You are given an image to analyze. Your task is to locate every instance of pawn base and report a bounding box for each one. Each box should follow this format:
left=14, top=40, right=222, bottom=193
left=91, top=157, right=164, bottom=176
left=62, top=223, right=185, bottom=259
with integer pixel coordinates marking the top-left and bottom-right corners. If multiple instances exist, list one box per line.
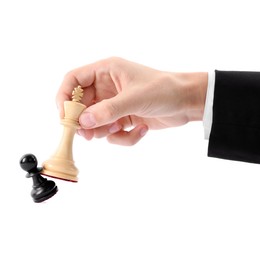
left=31, top=177, right=58, bottom=203
left=33, top=185, right=58, bottom=203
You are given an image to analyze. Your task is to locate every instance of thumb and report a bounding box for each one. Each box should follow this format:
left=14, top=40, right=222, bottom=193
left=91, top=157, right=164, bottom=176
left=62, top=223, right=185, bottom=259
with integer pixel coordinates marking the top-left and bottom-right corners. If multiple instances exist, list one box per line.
left=79, top=93, right=137, bottom=129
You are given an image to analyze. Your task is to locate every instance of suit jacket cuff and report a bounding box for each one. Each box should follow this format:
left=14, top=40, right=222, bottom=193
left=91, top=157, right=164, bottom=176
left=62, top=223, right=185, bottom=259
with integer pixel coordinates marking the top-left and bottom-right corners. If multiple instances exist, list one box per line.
left=208, top=70, right=260, bottom=164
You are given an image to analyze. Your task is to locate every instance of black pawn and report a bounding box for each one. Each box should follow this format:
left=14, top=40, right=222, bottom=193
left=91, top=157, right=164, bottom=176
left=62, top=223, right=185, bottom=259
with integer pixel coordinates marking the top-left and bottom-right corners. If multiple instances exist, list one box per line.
left=20, top=153, right=58, bottom=203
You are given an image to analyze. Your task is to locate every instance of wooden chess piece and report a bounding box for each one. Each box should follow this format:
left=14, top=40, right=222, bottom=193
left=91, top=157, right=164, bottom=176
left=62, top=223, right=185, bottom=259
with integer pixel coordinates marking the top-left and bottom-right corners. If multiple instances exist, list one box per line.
left=42, top=86, right=86, bottom=182
left=20, top=153, right=58, bottom=203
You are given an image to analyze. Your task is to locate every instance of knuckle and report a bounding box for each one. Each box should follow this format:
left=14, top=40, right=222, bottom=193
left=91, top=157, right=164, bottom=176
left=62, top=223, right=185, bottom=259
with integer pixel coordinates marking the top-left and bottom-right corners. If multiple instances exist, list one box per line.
left=104, top=56, right=124, bottom=69
left=107, top=56, right=122, bottom=63
left=63, top=70, right=78, bottom=85
left=63, top=70, right=74, bottom=80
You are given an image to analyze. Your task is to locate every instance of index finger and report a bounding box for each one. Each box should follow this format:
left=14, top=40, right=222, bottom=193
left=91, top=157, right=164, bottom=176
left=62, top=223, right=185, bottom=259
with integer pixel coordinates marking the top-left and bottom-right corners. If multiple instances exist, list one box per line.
left=56, top=63, right=96, bottom=118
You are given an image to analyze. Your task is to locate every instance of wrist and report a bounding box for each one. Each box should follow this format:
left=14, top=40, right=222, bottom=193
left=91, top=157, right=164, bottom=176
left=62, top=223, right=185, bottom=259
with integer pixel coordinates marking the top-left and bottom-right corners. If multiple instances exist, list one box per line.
left=175, top=72, right=208, bottom=122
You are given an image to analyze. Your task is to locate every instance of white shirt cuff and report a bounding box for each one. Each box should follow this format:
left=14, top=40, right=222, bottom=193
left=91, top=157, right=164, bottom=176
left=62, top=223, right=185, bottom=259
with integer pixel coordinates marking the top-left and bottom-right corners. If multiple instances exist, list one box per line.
left=203, top=71, right=215, bottom=139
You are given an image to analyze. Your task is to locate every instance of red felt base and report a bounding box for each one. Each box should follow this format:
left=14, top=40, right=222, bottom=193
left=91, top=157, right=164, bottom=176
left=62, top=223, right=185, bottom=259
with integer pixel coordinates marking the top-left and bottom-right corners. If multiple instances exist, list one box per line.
left=40, top=172, right=78, bottom=183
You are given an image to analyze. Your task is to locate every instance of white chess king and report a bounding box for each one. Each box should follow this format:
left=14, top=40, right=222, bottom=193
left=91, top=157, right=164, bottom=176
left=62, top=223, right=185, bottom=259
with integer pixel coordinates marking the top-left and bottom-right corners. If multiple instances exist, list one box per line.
left=42, top=86, right=86, bottom=182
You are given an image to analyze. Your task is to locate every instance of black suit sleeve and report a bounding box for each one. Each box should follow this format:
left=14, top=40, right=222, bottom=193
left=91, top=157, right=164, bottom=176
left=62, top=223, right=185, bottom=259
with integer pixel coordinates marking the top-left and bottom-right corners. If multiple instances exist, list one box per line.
left=208, top=70, right=260, bottom=164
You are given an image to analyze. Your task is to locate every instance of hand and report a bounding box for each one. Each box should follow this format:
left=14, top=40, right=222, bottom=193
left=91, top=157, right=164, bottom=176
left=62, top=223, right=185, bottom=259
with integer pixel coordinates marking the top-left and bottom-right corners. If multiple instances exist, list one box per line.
left=56, top=57, right=207, bottom=145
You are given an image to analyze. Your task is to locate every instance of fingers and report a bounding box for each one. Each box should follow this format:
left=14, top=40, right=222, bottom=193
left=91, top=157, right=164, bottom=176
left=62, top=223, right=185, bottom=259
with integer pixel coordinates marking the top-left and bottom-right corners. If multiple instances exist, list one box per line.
left=107, top=124, right=148, bottom=146
left=77, top=117, right=130, bottom=139
left=77, top=128, right=94, bottom=140
left=78, top=121, right=123, bottom=139
left=78, top=124, right=149, bottom=146
left=79, top=89, right=144, bottom=129
left=56, top=57, right=126, bottom=118
left=55, top=62, right=97, bottom=118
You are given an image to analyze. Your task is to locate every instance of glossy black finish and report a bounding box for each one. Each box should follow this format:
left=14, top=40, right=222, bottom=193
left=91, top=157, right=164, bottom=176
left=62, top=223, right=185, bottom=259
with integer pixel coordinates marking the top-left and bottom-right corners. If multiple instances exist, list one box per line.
left=20, top=154, right=58, bottom=203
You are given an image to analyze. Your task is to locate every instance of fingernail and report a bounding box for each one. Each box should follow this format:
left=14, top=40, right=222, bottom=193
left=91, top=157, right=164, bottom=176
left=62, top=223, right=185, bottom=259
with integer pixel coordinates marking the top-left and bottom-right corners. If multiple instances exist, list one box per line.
left=80, top=112, right=96, bottom=128
left=109, top=123, right=122, bottom=134
left=140, top=128, right=148, bottom=137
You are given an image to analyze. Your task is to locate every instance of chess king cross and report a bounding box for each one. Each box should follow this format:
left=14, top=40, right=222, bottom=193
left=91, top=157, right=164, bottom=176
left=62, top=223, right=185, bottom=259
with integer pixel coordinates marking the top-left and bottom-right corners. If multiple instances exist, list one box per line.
left=42, top=86, right=86, bottom=182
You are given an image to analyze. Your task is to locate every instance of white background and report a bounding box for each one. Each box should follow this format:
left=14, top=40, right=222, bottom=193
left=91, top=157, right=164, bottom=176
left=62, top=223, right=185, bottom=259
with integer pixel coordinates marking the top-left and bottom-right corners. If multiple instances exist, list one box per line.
left=1, top=0, right=260, bottom=259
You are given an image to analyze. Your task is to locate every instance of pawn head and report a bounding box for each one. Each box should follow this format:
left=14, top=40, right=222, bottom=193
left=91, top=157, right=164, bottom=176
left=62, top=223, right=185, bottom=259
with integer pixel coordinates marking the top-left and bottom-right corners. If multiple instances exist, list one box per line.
left=20, top=153, right=38, bottom=172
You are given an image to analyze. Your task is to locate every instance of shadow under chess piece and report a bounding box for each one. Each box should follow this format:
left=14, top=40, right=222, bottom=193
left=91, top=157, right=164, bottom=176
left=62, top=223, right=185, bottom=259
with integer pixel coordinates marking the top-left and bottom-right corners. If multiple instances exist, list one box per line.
left=20, top=154, right=58, bottom=203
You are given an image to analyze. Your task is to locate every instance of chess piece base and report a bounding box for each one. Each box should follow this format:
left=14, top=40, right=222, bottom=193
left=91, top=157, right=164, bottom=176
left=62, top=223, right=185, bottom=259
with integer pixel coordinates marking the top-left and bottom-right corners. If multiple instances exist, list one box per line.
left=32, top=182, right=58, bottom=203
left=42, top=158, right=79, bottom=182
